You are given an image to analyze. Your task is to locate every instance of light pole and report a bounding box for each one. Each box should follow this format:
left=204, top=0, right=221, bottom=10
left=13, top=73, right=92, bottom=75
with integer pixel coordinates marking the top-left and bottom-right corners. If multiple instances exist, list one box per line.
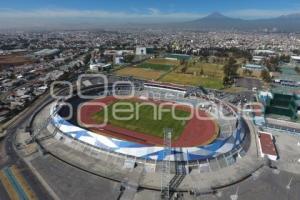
left=286, top=177, right=293, bottom=190
left=215, top=190, right=222, bottom=198
left=298, top=141, right=300, bottom=163
left=230, top=185, right=239, bottom=200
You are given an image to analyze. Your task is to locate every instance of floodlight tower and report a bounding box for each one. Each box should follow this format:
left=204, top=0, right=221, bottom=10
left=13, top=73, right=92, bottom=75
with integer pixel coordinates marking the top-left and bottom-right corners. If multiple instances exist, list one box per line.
left=161, top=128, right=172, bottom=199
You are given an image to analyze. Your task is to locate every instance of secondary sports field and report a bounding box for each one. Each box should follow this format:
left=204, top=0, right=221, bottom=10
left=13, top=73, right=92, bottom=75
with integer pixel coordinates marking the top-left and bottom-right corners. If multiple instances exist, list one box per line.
left=162, top=59, right=224, bottom=89
left=92, top=99, right=190, bottom=140
left=0, top=53, right=33, bottom=69
left=115, top=67, right=162, bottom=80
left=160, top=72, right=224, bottom=89
left=114, top=57, right=225, bottom=89
left=137, top=58, right=179, bottom=71
left=115, top=58, right=180, bottom=81
left=137, top=63, right=172, bottom=71
left=79, top=96, right=219, bottom=147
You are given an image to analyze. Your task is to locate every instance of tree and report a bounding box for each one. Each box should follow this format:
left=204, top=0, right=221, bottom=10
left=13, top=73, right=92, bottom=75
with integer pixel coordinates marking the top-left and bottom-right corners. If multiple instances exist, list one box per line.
left=279, top=54, right=291, bottom=63
left=83, top=53, right=91, bottom=65
left=223, top=57, right=239, bottom=86
left=295, top=66, right=300, bottom=74
left=180, top=59, right=186, bottom=65
left=181, top=66, right=188, bottom=73
left=261, top=70, right=272, bottom=82
left=123, top=54, right=135, bottom=63
left=223, top=76, right=233, bottom=86
left=200, top=67, right=204, bottom=75
left=10, top=73, right=16, bottom=79
left=264, top=56, right=280, bottom=72
left=243, top=69, right=253, bottom=77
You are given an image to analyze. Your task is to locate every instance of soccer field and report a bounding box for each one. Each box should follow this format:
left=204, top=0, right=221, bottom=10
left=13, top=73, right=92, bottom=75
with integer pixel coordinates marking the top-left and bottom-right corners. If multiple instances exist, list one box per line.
left=160, top=71, right=224, bottom=89
left=115, top=67, right=162, bottom=80
left=92, top=100, right=190, bottom=140
left=138, top=63, right=173, bottom=71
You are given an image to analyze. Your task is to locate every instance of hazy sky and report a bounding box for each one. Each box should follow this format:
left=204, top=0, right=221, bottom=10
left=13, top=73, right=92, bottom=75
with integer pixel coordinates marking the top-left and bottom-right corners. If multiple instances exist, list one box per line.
left=1, top=0, right=300, bottom=29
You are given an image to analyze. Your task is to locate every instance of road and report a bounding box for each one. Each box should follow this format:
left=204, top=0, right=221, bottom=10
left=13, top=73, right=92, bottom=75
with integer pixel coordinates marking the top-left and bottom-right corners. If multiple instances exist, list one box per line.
left=0, top=70, right=82, bottom=199
left=0, top=90, right=55, bottom=199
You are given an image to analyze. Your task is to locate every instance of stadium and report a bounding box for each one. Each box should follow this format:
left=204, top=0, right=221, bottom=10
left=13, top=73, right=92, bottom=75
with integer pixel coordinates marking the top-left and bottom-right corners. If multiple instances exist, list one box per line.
left=46, top=77, right=249, bottom=164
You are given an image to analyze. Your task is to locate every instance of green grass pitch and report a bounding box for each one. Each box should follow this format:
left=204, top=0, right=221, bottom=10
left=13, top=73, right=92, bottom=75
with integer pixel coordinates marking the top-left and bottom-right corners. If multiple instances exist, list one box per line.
left=92, top=100, right=190, bottom=140
left=138, top=63, right=172, bottom=71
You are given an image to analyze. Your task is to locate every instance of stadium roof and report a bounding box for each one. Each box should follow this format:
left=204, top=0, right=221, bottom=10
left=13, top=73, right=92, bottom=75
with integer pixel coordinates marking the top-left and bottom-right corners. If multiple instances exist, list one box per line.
left=166, top=53, right=191, bottom=60
left=244, top=64, right=264, bottom=69
left=34, top=49, right=60, bottom=57
left=291, top=56, right=300, bottom=61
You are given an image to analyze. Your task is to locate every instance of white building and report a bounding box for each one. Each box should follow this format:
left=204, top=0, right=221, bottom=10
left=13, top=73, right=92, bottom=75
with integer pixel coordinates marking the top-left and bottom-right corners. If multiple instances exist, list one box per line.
left=242, top=64, right=266, bottom=71
left=34, top=49, right=60, bottom=58
left=291, top=56, right=300, bottom=65
left=254, top=50, right=275, bottom=55
left=252, top=56, right=264, bottom=64
left=104, top=50, right=134, bottom=56
left=89, top=63, right=112, bottom=72
left=135, top=47, right=147, bottom=55
left=114, top=57, right=124, bottom=65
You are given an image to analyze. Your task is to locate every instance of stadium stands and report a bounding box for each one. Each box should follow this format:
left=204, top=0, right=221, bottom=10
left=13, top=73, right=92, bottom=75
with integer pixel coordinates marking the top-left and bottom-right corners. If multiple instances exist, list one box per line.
left=52, top=80, right=247, bottom=163
left=265, top=93, right=299, bottom=119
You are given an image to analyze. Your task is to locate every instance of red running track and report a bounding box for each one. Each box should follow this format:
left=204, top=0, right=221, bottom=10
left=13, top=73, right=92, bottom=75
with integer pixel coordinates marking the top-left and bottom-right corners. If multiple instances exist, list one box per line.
left=78, top=96, right=218, bottom=147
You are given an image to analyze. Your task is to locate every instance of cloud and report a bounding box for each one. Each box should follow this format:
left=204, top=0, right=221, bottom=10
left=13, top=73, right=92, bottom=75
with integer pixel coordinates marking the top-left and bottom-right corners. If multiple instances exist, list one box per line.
left=1, top=8, right=298, bottom=21
left=148, top=8, right=160, bottom=15
left=0, top=8, right=205, bottom=21
left=0, top=8, right=207, bottom=29
left=0, top=7, right=299, bottom=29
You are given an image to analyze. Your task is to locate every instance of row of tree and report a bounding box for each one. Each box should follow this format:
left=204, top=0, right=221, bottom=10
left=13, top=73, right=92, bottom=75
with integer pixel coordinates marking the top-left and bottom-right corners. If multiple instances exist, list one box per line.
left=223, top=56, right=273, bottom=86
left=223, top=57, right=239, bottom=86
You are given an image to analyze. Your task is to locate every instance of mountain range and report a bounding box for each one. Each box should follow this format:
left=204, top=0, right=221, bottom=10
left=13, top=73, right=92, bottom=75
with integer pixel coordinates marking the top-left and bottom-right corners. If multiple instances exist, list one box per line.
left=179, top=12, right=300, bottom=32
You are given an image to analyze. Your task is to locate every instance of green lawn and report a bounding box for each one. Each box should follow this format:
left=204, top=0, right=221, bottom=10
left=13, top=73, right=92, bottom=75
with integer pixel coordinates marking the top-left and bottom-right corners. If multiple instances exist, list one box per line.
left=137, top=63, right=173, bottom=71
left=160, top=72, right=224, bottom=89
left=92, top=100, right=190, bottom=140
left=164, top=59, right=224, bottom=89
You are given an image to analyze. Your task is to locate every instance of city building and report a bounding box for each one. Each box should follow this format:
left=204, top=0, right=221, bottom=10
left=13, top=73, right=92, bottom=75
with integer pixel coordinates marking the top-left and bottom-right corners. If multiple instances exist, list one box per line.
left=291, top=55, right=300, bottom=66
left=254, top=49, right=276, bottom=55
left=89, top=62, right=112, bottom=72
left=258, top=131, right=278, bottom=161
left=242, top=63, right=266, bottom=71
left=34, top=49, right=61, bottom=58
left=252, top=56, right=264, bottom=64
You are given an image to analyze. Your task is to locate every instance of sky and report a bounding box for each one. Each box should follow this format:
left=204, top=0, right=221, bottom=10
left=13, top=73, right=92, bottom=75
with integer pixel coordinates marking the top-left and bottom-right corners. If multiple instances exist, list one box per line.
left=1, top=0, right=300, bottom=29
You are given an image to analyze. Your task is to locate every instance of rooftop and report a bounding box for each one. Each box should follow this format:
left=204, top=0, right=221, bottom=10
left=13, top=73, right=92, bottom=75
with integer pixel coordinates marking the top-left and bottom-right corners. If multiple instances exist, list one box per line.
left=291, top=56, right=300, bottom=60
left=246, top=64, right=262, bottom=68
left=34, top=49, right=60, bottom=57
left=259, top=132, right=277, bottom=157
left=271, top=85, right=300, bottom=95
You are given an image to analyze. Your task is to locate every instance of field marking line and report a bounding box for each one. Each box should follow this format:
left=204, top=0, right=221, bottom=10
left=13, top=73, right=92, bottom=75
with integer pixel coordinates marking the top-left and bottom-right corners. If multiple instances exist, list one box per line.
left=0, top=170, right=19, bottom=200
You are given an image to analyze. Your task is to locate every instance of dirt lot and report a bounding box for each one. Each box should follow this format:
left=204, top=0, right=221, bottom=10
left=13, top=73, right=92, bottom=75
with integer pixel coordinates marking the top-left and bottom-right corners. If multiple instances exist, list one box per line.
left=0, top=53, right=33, bottom=69
left=115, top=67, right=163, bottom=80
